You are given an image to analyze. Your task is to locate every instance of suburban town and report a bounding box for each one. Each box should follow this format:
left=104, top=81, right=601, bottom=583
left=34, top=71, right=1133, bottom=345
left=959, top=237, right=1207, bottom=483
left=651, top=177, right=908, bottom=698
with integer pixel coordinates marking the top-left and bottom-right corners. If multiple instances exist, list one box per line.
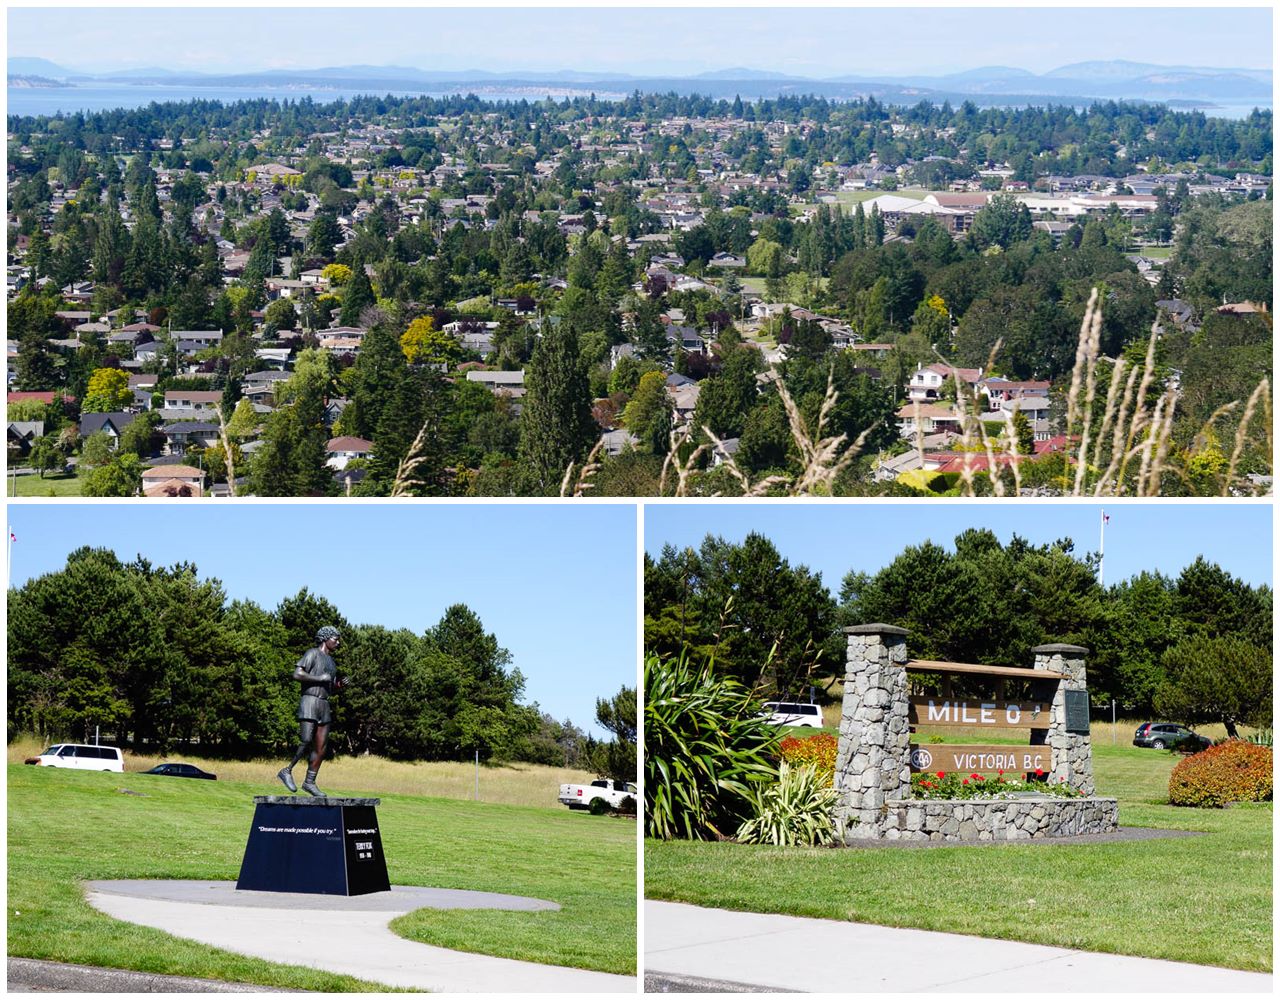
left=7, top=91, right=1272, bottom=495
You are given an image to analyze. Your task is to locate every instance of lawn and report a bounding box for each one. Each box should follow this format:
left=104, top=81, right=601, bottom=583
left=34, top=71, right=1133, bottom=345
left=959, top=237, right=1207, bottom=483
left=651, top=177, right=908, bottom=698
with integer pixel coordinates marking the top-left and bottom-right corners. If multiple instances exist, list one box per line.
left=10, top=470, right=83, bottom=496
left=10, top=763, right=636, bottom=990
left=645, top=740, right=1272, bottom=972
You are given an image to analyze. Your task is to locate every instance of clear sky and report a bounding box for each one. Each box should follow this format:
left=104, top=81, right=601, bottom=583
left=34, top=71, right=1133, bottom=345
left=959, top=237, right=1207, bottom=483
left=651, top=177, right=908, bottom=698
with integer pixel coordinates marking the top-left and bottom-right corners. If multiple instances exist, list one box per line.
left=644, top=501, right=1273, bottom=592
left=6, top=502, right=638, bottom=737
left=7, top=5, right=1272, bottom=78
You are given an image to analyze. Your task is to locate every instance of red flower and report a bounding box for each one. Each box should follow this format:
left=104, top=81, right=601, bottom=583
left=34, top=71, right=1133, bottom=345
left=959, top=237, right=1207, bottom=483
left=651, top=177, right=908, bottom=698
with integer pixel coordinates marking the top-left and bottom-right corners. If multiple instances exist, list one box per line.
left=1035, top=768, right=1045, bottom=776
left=962, top=779, right=969, bottom=785
left=997, top=769, right=1004, bottom=775
left=936, top=771, right=945, bottom=779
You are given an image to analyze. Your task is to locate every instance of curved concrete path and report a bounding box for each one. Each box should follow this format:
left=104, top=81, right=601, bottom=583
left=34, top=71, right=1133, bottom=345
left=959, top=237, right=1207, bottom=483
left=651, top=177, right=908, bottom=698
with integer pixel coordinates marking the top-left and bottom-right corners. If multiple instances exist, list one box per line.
left=646, top=900, right=1273, bottom=993
left=85, top=881, right=633, bottom=993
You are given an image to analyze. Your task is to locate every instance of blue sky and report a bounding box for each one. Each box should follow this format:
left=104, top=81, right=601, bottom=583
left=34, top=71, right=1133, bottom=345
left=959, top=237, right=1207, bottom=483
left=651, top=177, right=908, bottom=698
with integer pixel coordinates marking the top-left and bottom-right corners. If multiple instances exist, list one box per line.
left=8, top=7, right=1272, bottom=77
left=6, top=503, right=638, bottom=737
left=644, top=502, right=1273, bottom=591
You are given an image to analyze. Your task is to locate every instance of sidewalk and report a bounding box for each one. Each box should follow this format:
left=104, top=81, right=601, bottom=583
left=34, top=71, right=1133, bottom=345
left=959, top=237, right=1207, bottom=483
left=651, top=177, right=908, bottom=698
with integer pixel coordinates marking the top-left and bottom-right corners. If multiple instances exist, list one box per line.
left=85, top=880, right=634, bottom=993
left=645, top=900, right=1273, bottom=993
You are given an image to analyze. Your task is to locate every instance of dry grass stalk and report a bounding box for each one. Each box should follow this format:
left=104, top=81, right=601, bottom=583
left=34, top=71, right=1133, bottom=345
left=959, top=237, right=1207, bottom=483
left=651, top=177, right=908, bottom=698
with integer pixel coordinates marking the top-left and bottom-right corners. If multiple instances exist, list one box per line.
left=1064, top=287, right=1099, bottom=439
left=216, top=404, right=236, bottom=497
left=389, top=419, right=438, bottom=497
left=1071, top=297, right=1104, bottom=495
left=1223, top=378, right=1272, bottom=495
left=1092, top=363, right=1142, bottom=495
left=559, top=438, right=604, bottom=497
left=659, top=424, right=711, bottom=496
left=775, top=368, right=865, bottom=495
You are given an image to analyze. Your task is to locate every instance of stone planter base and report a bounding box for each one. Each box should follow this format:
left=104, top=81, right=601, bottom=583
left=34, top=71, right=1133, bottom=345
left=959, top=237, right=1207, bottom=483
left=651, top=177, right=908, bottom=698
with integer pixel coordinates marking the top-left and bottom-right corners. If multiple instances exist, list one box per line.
left=840, top=796, right=1119, bottom=843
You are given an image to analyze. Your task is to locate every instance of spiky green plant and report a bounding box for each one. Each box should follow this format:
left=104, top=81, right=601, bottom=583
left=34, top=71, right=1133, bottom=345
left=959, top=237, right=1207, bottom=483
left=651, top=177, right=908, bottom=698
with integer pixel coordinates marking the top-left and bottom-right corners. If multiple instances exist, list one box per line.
left=644, top=652, right=779, bottom=841
left=736, top=761, right=841, bottom=847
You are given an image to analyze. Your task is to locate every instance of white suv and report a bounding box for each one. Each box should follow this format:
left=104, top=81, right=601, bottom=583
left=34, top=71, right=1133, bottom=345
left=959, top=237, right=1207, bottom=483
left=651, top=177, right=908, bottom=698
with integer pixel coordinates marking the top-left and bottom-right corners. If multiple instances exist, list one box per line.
left=760, top=702, right=824, bottom=728
left=27, top=744, right=125, bottom=772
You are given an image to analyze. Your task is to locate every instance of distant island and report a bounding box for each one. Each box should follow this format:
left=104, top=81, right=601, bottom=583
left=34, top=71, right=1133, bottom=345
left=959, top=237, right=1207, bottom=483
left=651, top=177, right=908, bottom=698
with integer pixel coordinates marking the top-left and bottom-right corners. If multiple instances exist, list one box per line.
left=7, top=57, right=1272, bottom=110
left=7, top=74, right=69, bottom=88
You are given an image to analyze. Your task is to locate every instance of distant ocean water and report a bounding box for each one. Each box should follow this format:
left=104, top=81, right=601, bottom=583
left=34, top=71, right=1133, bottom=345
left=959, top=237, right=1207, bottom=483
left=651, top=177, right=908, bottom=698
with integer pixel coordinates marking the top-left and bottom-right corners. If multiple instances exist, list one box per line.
left=5, top=82, right=1271, bottom=120
left=5, top=83, right=613, bottom=118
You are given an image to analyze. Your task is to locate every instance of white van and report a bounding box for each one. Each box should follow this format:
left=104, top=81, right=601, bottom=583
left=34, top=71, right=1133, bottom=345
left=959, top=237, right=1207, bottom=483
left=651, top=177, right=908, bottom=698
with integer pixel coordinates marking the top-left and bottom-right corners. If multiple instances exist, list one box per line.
left=760, top=702, right=824, bottom=728
left=27, top=744, right=125, bottom=772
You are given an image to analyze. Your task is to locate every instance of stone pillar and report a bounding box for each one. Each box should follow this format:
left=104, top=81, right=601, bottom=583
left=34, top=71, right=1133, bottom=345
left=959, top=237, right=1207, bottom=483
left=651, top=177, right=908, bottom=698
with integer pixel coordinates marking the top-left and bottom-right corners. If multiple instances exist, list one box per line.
left=835, top=624, right=910, bottom=840
left=1031, top=643, right=1095, bottom=795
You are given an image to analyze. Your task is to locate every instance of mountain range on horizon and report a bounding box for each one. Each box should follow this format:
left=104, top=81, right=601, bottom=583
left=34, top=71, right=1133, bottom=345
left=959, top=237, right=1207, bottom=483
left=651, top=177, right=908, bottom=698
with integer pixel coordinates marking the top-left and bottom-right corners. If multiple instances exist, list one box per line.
left=7, top=56, right=1273, bottom=108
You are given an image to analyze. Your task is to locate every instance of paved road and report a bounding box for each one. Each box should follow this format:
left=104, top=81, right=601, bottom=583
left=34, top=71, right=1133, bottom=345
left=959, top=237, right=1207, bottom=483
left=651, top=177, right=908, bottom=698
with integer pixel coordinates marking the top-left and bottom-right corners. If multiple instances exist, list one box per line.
left=645, top=900, right=1274, bottom=993
left=84, top=880, right=634, bottom=993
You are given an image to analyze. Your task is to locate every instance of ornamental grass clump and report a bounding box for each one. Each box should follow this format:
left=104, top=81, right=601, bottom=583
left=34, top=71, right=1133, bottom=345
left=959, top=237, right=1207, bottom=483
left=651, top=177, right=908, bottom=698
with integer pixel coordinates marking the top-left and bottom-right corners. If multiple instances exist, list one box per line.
left=779, top=732, right=838, bottom=784
left=1168, top=739, right=1273, bottom=808
left=644, top=652, right=779, bottom=841
left=736, top=762, right=841, bottom=847
left=911, top=770, right=1085, bottom=800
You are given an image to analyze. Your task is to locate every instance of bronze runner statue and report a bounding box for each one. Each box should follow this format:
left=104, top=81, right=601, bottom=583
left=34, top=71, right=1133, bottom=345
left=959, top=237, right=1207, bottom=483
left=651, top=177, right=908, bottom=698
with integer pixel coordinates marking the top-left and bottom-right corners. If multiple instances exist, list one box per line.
left=277, top=625, right=347, bottom=796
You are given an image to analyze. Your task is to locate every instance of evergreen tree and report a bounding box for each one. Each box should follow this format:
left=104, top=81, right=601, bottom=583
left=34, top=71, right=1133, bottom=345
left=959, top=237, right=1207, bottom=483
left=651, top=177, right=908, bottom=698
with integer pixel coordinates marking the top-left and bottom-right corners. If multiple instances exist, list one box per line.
left=340, top=265, right=375, bottom=326
left=518, top=320, right=597, bottom=494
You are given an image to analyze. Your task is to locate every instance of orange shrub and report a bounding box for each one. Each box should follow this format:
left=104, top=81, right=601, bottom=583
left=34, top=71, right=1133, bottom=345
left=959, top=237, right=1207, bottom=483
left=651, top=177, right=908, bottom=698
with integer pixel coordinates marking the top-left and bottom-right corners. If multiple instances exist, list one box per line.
left=1168, top=739, right=1273, bottom=808
left=779, top=733, right=838, bottom=783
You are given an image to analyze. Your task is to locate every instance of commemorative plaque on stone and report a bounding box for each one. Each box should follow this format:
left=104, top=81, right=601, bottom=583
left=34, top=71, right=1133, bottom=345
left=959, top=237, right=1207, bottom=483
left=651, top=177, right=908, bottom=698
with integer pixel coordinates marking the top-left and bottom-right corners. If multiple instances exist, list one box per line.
left=236, top=796, right=390, bottom=896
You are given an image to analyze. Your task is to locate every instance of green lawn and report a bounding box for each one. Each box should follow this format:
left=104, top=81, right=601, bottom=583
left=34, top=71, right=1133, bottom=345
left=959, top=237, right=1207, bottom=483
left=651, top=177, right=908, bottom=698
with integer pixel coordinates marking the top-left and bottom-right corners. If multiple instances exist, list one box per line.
left=645, top=742, right=1271, bottom=972
left=10, top=765, right=636, bottom=989
left=10, top=471, right=83, bottom=496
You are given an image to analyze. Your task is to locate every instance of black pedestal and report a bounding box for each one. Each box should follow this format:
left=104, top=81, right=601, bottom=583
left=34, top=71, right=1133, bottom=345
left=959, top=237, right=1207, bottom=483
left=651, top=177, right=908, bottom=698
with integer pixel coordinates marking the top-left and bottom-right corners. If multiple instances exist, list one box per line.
left=236, top=796, right=390, bottom=896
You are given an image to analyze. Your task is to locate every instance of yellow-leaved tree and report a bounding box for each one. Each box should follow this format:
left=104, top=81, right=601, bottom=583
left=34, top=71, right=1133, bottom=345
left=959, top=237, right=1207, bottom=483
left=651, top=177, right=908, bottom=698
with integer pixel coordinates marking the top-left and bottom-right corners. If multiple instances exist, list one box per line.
left=82, top=368, right=134, bottom=413
left=400, top=316, right=463, bottom=366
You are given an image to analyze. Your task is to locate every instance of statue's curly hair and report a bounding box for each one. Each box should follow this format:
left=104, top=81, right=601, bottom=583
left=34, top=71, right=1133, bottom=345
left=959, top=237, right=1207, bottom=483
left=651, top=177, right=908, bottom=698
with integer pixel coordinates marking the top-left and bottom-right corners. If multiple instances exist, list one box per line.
left=316, top=625, right=341, bottom=643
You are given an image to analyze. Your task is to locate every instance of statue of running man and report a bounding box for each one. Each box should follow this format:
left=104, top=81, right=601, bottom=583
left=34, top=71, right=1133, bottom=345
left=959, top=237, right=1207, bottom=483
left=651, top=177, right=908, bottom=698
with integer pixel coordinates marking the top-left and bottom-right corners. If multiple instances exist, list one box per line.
left=277, top=626, right=347, bottom=796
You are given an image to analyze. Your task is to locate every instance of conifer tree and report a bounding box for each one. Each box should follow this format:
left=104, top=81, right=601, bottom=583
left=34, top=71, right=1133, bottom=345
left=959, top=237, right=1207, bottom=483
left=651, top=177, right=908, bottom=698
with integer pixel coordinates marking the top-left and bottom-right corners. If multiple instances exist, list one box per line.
left=518, top=320, right=597, bottom=494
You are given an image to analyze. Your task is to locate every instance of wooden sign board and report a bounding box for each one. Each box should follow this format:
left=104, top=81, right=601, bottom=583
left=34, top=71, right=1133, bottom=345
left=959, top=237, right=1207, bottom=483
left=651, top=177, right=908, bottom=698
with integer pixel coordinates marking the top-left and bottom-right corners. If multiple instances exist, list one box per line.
left=909, top=744, right=1051, bottom=774
left=909, top=697, right=1051, bottom=730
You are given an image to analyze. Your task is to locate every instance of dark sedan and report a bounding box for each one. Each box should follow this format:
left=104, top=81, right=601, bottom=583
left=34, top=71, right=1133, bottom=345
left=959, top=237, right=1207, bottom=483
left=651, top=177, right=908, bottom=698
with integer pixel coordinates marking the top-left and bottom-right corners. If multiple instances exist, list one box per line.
left=143, top=762, right=217, bottom=780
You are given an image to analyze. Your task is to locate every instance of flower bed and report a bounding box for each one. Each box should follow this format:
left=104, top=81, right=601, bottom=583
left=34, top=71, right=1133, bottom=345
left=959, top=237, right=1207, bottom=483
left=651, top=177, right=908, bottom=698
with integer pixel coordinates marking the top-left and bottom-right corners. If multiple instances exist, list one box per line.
left=911, top=769, right=1085, bottom=800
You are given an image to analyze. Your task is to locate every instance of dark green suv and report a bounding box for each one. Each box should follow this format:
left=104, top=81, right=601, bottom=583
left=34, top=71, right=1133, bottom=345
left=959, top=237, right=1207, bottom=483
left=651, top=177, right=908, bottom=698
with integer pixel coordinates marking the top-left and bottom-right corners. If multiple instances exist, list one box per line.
left=1133, top=722, right=1211, bottom=751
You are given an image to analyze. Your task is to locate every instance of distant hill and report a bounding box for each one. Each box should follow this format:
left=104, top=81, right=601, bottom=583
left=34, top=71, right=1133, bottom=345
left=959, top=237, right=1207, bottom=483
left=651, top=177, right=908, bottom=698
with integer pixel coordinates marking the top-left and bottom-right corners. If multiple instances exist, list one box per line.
left=7, top=56, right=1272, bottom=111
left=695, top=67, right=800, bottom=81
left=7, top=56, right=78, bottom=79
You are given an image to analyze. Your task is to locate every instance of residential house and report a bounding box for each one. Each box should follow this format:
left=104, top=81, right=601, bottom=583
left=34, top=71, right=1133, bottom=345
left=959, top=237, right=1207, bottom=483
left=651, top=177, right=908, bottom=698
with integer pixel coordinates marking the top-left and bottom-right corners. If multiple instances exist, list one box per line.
left=160, top=421, right=220, bottom=455
left=896, top=401, right=963, bottom=438
left=326, top=436, right=374, bottom=470
left=79, top=412, right=137, bottom=447
left=907, top=363, right=982, bottom=403
left=466, top=370, right=526, bottom=398
left=979, top=378, right=1050, bottom=412
left=141, top=464, right=207, bottom=497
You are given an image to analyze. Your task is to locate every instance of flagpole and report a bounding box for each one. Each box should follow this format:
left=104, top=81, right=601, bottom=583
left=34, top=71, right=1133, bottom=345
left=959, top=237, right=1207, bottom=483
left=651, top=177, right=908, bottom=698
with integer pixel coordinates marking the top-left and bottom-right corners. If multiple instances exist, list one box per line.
left=1099, top=508, right=1106, bottom=588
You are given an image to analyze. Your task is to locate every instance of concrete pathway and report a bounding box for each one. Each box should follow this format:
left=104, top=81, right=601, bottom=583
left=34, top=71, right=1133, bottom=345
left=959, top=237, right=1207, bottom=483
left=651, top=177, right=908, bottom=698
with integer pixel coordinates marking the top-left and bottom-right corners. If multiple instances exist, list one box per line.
left=645, top=900, right=1273, bottom=993
left=85, top=881, right=633, bottom=993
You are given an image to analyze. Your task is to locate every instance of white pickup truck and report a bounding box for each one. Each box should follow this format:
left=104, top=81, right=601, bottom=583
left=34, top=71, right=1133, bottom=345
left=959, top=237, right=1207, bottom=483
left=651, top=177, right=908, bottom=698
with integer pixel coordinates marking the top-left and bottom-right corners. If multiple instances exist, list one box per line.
left=558, top=778, right=638, bottom=811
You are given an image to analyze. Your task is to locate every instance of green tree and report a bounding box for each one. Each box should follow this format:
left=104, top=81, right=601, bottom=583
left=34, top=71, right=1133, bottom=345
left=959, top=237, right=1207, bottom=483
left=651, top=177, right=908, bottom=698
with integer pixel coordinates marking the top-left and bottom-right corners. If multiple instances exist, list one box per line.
left=621, top=370, right=673, bottom=454
left=969, top=194, right=1034, bottom=251
left=340, top=265, right=375, bottom=326
left=81, top=453, right=143, bottom=496
left=517, top=320, right=597, bottom=494
left=591, top=686, right=637, bottom=782
left=1154, top=634, right=1271, bottom=739
left=82, top=367, right=134, bottom=413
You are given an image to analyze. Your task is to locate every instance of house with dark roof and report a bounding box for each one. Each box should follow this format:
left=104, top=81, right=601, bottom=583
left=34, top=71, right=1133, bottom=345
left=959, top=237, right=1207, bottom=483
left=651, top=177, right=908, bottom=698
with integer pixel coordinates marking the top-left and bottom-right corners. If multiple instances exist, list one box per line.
left=79, top=411, right=137, bottom=447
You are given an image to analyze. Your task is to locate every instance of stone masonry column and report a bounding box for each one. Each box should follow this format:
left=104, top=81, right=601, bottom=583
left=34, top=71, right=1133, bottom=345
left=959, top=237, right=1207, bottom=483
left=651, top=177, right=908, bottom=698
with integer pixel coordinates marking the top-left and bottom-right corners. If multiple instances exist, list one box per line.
left=1031, top=643, right=1095, bottom=795
left=835, top=624, right=910, bottom=841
